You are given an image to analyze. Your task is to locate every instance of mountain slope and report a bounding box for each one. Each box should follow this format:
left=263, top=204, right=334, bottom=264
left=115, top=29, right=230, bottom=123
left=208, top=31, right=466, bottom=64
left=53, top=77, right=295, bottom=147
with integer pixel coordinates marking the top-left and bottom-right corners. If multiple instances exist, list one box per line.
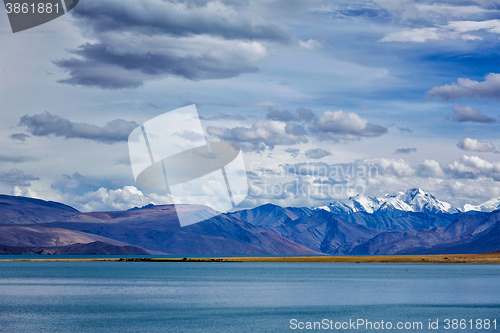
left=0, top=225, right=139, bottom=248
left=45, top=204, right=322, bottom=255
left=350, top=210, right=500, bottom=255
left=0, top=195, right=79, bottom=224
left=229, top=205, right=382, bottom=254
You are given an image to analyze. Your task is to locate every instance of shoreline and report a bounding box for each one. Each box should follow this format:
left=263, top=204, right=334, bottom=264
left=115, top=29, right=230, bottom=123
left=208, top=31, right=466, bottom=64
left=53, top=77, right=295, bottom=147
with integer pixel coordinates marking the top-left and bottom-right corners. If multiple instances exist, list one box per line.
left=1, top=253, right=499, bottom=264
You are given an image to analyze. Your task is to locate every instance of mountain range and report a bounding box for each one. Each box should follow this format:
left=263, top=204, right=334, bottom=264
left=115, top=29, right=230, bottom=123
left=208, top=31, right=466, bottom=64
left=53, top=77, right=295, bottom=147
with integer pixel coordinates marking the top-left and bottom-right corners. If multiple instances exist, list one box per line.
left=0, top=189, right=498, bottom=255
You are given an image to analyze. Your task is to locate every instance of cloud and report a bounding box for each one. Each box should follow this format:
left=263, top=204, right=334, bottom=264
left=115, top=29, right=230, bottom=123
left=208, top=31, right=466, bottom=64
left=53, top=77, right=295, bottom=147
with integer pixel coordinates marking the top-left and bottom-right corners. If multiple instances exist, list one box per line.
left=368, top=158, right=415, bottom=177
left=285, top=148, right=300, bottom=158
left=428, top=73, right=500, bottom=101
left=414, top=4, right=494, bottom=19
left=71, top=0, right=289, bottom=42
left=446, top=19, right=500, bottom=34
left=11, top=186, right=38, bottom=198
left=0, top=154, right=41, bottom=164
left=203, top=113, right=246, bottom=121
left=299, top=39, right=322, bottom=50
left=380, top=19, right=500, bottom=42
left=397, top=126, right=413, bottom=133
left=446, top=105, right=496, bottom=123
left=51, top=172, right=109, bottom=196
left=374, top=0, right=499, bottom=23
left=9, top=133, right=30, bottom=142
left=394, top=148, right=417, bottom=155
left=56, top=0, right=288, bottom=88
left=69, top=185, right=172, bottom=212
left=207, top=120, right=308, bottom=152
left=296, top=107, right=315, bottom=122
left=304, top=148, right=332, bottom=159
left=381, top=27, right=442, bottom=43
left=208, top=109, right=385, bottom=151
left=0, top=169, right=39, bottom=186
left=266, top=107, right=316, bottom=124
left=19, top=112, right=139, bottom=144
left=446, top=155, right=500, bottom=181
left=313, top=2, right=391, bottom=21
left=457, top=138, right=496, bottom=152
left=417, top=159, right=444, bottom=178
left=312, top=110, right=387, bottom=141
left=285, top=123, right=307, bottom=136
left=266, top=108, right=298, bottom=122
left=55, top=38, right=267, bottom=89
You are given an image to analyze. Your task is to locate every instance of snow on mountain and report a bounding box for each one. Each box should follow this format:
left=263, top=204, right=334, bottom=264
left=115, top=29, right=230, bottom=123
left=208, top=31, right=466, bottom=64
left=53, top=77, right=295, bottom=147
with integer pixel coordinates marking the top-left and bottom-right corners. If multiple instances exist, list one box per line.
left=463, top=197, right=500, bottom=213
left=317, top=188, right=459, bottom=215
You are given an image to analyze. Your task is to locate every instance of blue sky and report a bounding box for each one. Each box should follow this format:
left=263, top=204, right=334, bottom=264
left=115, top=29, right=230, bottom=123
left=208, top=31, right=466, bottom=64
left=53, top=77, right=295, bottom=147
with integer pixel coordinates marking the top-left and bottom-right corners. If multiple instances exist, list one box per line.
left=0, top=0, right=499, bottom=211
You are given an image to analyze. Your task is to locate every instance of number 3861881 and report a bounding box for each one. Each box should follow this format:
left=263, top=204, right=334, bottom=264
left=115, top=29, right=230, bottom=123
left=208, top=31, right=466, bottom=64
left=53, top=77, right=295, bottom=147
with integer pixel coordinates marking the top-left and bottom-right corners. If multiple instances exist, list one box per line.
left=5, top=2, right=60, bottom=14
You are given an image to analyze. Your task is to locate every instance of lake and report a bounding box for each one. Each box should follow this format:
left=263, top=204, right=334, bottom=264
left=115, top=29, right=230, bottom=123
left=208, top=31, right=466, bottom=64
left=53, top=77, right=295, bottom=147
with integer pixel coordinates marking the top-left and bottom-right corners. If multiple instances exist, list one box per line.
left=0, top=261, right=498, bottom=332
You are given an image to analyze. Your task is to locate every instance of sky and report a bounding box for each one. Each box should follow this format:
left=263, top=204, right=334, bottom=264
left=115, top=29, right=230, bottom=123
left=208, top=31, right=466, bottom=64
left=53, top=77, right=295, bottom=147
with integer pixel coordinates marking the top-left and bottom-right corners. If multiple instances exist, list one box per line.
left=0, top=0, right=499, bottom=212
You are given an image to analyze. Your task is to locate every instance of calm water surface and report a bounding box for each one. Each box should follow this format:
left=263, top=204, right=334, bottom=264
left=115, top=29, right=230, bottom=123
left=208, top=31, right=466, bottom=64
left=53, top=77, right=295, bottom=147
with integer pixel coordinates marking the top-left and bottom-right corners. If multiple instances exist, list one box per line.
left=0, top=261, right=498, bottom=332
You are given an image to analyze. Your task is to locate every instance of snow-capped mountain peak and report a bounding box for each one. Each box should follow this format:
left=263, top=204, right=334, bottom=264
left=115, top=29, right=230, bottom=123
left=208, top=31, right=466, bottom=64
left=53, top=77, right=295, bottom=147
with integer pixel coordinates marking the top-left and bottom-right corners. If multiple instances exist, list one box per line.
left=463, top=197, right=500, bottom=213
left=317, top=188, right=459, bottom=215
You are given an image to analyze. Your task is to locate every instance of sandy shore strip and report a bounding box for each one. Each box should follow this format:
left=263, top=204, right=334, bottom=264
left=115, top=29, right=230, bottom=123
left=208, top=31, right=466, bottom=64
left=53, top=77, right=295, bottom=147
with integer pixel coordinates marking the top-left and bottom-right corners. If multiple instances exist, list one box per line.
left=1, top=253, right=499, bottom=264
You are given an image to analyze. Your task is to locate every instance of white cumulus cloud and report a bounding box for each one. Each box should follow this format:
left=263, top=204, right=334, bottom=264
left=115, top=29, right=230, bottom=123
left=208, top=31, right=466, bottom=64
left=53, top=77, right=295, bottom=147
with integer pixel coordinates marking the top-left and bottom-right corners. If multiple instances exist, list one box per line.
left=457, top=138, right=496, bottom=152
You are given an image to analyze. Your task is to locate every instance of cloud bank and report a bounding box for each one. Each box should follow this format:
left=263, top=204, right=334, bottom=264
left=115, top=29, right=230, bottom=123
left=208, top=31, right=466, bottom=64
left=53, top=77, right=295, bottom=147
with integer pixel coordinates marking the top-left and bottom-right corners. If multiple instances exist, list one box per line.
left=56, top=0, right=289, bottom=88
left=19, top=112, right=139, bottom=144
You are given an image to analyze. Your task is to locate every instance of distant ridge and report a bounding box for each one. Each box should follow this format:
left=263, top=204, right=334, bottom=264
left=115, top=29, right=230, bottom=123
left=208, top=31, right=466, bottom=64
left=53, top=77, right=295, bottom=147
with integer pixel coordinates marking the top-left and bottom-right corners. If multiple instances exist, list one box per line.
left=128, top=203, right=156, bottom=211
left=1, top=188, right=499, bottom=255
left=0, top=241, right=150, bottom=255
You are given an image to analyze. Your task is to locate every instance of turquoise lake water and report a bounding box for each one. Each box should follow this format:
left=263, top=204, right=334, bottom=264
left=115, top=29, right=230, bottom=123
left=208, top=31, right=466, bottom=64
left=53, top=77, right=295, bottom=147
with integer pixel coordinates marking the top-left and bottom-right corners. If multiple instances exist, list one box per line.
left=0, top=261, right=498, bottom=332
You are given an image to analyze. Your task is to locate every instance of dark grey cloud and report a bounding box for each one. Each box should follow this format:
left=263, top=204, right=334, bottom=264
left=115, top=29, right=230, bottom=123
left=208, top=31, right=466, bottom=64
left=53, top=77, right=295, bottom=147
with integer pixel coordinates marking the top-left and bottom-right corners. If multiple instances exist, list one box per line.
left=55, top=42, right=261, bottom=89
left=71, top=0, right=289, bottom=41
left=428, top=73, right=500, bottom=101
left=296, top=107, right=315, bottom=122
left=285, top=123, right=307, bottom=136
left=0, top=169, right=39, bottom=186
left=0, top=154, right=41, bottom=164
left=394, top=148, right=417, bottom=155
left=446, top=105, right=496, bottom=124
left=19, top=112, right=139, bottom=144
left=56, top=0, right=289, bottom=88
left=266, top=108, right=298, bottom=122
left=9, top=133, right=30, bottom=142
left=305, top=148, right=332, bottom=159
left=267, top=107, right=316, bottom=122
left=311, top=110, right=387, bottom=142
left=313, top=2, right=391, bottom=21
left=397, top=126, right=413, bottom=133
left=285, top=148, right=300, bottom=158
